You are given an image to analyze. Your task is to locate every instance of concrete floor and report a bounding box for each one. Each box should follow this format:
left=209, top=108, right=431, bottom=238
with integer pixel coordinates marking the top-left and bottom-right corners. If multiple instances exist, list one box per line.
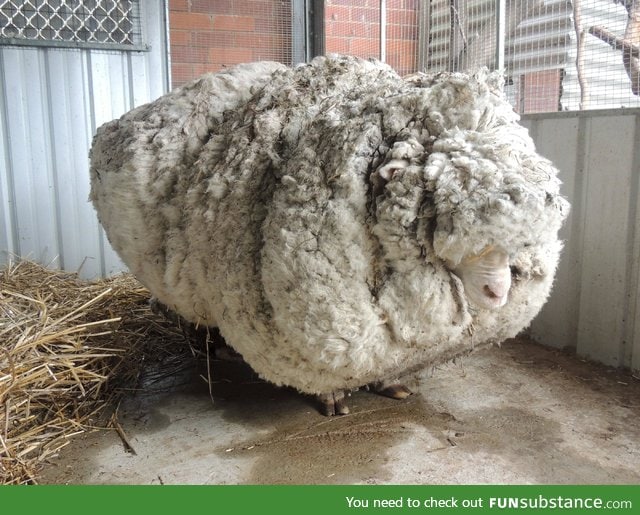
left=40, top=338, right=640, bottom=485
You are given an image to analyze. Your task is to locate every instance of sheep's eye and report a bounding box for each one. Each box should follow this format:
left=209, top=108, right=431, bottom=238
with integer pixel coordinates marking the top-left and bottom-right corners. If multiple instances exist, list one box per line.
left=510, top=265, right=522, bottom=278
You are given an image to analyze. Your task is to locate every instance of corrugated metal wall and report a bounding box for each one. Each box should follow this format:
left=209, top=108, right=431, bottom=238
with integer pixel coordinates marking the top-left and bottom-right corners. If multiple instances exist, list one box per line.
left=523, top=109, right=640, bottom=373
left=0, top=2, right=169, bottom=278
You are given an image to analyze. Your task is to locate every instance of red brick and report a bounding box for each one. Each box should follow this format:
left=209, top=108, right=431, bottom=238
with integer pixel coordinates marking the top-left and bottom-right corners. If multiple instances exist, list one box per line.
left=522, top=70, right=561, bottom=113
left=212, top=15, right=255, bottom=32
left=386, top=39, right=418, bottom=56
left=349, top=38, right=381, bottom=59
left=194, top=31, right=235, bottom=48
left=387, top=0, right=417, bottom=9
left=253, top=47, right=290, bottom=61
left=235, top=32, right=285, bottom=49
left=387, top=24, right=418, bottom=40
left=171, top=62, right=192, bottom=81
left=193, top=63, right=223, bottom=75
left=351, top=7, right=379, bottom=23
left=209, top=47, right=253, bottom=65
left=386, top=39, right=418, bottom=75
left=326, top=20, right=373, bottom=38
left=170, top=12, right=212, bottom=30
left=325, top=5, right=350, bottom=22
left=169, top=30, right=191, bottom=46
left=329, top=0, right=378, bottom=7
left=172, top=45, right=210, bottom=63
left=232, top=0, right=277, bottom=16
left=169, top=0, right=189, bottom=12
left=254, top=16, right=287, bottom=33
left=325, top=37, right=350, bottom=54
left=387, top=8, right=417, bottom=26
left=191, top=0, right=234, bottom=14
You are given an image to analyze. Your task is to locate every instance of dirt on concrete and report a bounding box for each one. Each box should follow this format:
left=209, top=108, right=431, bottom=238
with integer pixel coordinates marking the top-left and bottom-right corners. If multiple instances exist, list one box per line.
left=39, top=337, right=640, bottom=484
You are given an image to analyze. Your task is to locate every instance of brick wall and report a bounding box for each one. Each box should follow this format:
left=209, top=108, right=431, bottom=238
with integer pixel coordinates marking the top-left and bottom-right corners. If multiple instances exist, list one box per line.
left=169, top=0, right=292, bottom=87
left=168, top=0, right=419, bottom=88
left=385, top=0, right=419, bottom=76
left=325, top=0, right=419, bottom=76
left=516, top=70, right=562, bottom=113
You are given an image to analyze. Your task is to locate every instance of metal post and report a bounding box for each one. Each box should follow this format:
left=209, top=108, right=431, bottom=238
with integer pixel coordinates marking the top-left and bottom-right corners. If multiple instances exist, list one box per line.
left=291, top=0, right=307, bottom=64
left=311, top=0, right=325, bottom=58
left=496, top=0, right=506, bottom=71
left=417, top=0, right=431, bottom=71
left=380, top=0, right=387, bottom=62
left=292, top=0, right=324, bottom=64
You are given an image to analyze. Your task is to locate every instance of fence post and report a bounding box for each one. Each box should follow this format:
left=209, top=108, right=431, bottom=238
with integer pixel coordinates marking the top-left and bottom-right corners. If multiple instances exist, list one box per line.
left=496, top=0, right=506, bottom=71
left=292, top=0, right=324, bottom=64
left=380, top=0, right=387, bottom=62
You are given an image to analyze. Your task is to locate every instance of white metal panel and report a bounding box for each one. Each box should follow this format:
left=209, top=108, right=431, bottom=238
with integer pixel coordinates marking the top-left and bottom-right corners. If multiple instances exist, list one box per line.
left=45, top=49, right=102, bottom=278
left=575, top=115, right=635, bottom=367
left=526, top=109, right=640, bottom=372
left=632, top=116, right=640, bottom=373
left=0, top=54, right=16, bottom=258
left=0, top=1, right=169, bottom=278
left=522, top=115, right=581, bottom=352
left=2, top=47, right=60, bottom=266
left=87, top=50, right=129, bottom=276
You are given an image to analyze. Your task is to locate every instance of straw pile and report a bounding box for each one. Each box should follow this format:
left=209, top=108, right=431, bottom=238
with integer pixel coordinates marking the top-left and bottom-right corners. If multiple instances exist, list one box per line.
left=0, top=260, right=190, bottom=484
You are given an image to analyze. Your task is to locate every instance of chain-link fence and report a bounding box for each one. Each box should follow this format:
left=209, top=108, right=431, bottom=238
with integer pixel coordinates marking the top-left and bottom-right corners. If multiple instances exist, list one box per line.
left=5, top=1, right=635, bottom=112
left=423, top=0, right=640, bottom=112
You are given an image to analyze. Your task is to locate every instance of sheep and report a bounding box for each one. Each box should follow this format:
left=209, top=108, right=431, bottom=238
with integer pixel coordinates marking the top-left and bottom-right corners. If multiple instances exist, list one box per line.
left=89, top=55, right=569, bottom=415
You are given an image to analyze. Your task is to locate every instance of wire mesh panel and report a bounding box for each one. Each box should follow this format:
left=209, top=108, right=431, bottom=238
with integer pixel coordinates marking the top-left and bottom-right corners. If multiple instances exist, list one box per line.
left=422, top=0, right=640, bottom=112
left=386, top=0, right=419, bottom=75
left=324, top=0, right=419, bottom=75
left=169, top=0, right=293, bottom=87
left=0, top=0, right=143, bottom=48
left=325, top=0, right=381, bottom=59
left=566, top=0, right=640, bottom=110
left=168, top=1, right=419, bottom=88
left=167, top=1, right=638, bottom=111
left=424, top=0, right=499, bottom=72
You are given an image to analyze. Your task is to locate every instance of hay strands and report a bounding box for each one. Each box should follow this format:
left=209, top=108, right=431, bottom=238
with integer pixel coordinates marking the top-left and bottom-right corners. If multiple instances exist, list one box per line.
left=0, top=260, right=188, bottom=484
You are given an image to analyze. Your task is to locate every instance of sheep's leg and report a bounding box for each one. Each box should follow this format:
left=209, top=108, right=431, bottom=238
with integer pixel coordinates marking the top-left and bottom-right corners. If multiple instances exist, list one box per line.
left=370, top=380, right=413, bottom=400
left=316, top=390, right=350, bottom=416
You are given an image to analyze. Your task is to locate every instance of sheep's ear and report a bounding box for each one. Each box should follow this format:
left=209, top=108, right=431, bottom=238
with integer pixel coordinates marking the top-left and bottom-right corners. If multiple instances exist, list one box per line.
left=375, top=159, right=409, bottom=183
left=377, top=166, right=396, bottom=182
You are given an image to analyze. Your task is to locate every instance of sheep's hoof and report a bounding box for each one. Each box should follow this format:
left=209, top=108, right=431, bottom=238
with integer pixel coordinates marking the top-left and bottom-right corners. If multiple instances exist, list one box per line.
left=316, top=391, right=350, bottom=416
left=371, top=382, right=413, bottom=400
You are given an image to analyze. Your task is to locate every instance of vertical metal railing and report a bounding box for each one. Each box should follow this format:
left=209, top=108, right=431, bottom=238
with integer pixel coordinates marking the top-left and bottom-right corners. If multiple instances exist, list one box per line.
left=380, top=0, right=387, bottom=62
left=291, top=0, right=324, bottom=65
left=495, top=0, right=506, bottom=71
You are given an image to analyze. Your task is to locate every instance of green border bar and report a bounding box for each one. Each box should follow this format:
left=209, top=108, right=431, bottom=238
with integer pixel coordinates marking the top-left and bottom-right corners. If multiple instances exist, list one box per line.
left=1, top=485, right=638, bottom=515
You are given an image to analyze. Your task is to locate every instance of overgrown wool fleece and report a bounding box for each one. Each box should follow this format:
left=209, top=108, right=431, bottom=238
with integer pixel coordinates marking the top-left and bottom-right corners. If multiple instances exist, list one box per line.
left=90, top=55, right=569, bottom=395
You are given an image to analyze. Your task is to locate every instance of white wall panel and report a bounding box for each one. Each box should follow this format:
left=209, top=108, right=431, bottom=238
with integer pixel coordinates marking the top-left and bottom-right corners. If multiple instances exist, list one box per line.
left=0, top=1, right=169, bottom=278
left=523, top=115, right=581, bottom=352
left=524, top=109, right=640, bottom=372
left=45, top=49, right=101, bottom=277
left=2, top=48, right=60, bottom=266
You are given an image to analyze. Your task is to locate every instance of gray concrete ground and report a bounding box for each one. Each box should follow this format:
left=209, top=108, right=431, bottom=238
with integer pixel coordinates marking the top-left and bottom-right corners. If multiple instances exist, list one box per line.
left=40, top=338, right=640, bottom=484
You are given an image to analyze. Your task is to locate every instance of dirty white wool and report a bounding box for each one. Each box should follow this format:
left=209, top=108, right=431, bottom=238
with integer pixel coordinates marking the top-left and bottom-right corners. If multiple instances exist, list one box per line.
left=90, top=55, right=569, bottom=395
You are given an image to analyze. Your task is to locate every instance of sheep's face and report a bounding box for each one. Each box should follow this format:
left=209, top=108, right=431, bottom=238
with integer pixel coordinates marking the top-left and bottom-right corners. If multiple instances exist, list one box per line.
left=452, top=247, right=511, bottom=310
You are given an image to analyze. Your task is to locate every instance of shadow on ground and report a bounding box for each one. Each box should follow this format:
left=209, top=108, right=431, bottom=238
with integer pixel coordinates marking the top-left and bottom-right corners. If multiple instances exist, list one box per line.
left=39, top=338, right=640, bottom=484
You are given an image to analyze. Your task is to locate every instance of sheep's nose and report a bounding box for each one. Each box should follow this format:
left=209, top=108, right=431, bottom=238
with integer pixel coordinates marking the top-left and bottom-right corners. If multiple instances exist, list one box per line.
left=483, top=285, right=500, bottom=299
left=482, top=282, right=509, bottom=307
